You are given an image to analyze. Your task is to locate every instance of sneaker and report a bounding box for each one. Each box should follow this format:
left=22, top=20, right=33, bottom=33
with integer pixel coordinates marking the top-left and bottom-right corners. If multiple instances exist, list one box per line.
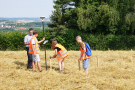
left=39, top=70, right=42, bottom=72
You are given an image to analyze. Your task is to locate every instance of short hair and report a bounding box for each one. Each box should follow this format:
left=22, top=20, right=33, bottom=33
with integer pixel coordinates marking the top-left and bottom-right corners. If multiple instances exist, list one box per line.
left=76, top=35, right=82, bottom=40
left=51, top=40, right=58, bottom=50
left=52, top=40, right=58, bottom=45
left=33, top=30, right=38, bottom=35
left=29, top=28, right=33, bottom=31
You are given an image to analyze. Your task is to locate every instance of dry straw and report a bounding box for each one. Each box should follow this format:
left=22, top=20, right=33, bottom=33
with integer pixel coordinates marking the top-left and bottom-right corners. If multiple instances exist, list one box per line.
left=0, top=51, right=135, bottom=90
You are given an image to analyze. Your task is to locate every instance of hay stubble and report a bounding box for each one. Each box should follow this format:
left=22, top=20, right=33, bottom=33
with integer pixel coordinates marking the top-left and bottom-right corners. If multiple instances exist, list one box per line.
left=0, top=51, right=135, bottom=90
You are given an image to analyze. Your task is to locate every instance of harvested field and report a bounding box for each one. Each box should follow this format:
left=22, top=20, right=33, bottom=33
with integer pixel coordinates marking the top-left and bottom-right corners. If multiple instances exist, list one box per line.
left=1, top=50, right=135, bottom=90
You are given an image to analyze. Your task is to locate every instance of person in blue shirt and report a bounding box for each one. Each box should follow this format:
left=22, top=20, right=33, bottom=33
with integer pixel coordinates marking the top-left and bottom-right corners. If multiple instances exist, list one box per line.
left=24, top=28, right=33, bottom=69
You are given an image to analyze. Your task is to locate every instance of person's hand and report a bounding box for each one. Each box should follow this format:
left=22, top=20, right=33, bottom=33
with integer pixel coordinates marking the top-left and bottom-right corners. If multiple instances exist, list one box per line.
left=78, top=58, right=81, bottom=61
left=54, top=55, right=57, bottom=58
left=34, top=53, right=36, bottom=57
left=38, top=45, right=40, bottom=48
left=43, top=37, right=45, bottom=41
left=24, top=42, right=30, bottom=45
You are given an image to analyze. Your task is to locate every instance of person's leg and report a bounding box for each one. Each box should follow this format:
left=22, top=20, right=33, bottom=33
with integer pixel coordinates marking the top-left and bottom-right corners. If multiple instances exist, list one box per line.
left=84, top=68, right=88, bottom=75
left=27, top=54, right=33, bottom=68
left=83, top=59, right=89, bottom=75
left=58, top=59, right=63, bottom=71
left=26, top=47, right=29, bottom=69
left=26, top=47, right=29, bottom=55
left=27, top=47, right=33, bottom=69
left=35, top=54, right=41, bottom=71
left=32, top=61, right=35, bottom=71
left=37, top=61, right=41, bottom=71
left=61, top=58, right=65, bottom=71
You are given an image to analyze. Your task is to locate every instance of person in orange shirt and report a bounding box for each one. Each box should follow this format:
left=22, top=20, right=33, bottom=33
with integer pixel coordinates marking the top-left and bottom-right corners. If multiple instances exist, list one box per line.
left=29, top=30, right=45, bottom=72
left=50, top=40, right=68, bottom=71
left=76, top=35, right=90, bottom=75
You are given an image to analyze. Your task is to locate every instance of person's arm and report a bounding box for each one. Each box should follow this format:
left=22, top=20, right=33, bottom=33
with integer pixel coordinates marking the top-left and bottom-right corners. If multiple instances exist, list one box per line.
left=38, top=37, right=45, bottom=44
left=24, top=36, right=30, bottom=45
left=31, top=39, right=36, bottom=56
left=80, top=43, right=86, bottom=53
left=78, top=43, right=86, bottom=60
left=24, top=42, right=30, bottom=45
left=51, top=49, right=57, bottom=58
left=32, top=44, right=36, bottom=56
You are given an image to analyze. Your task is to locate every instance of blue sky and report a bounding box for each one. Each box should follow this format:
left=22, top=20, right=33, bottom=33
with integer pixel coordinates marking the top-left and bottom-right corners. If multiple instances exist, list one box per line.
left=0, top=0, right=54, bottom=18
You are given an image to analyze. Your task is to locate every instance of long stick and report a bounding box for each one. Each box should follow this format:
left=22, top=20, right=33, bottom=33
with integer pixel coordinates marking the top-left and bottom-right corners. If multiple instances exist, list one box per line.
left=42, top=21, right=44, bottom=36
left=131, top=49, right=133, bottom=65
left=50, top=57, right=52, bottom=69
left=45, top=45, right=47, bottom=70
left=78, top=60, right=80, bottom=71
left=42, top=21, right=47, bottom=70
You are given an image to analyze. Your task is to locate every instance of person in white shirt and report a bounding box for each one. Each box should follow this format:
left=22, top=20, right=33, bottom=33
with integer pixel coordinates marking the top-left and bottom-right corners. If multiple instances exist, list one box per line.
left=24, top=28, right=33, bottom=69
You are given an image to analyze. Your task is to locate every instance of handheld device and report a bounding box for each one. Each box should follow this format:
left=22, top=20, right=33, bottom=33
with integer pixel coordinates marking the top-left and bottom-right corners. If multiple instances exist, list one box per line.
left=43, top=40, right=48, bottom=44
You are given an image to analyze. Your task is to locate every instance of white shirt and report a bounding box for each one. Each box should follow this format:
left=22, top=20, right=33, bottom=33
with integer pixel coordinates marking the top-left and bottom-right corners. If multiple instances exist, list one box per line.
left=24, top=34, right=33, bottom=47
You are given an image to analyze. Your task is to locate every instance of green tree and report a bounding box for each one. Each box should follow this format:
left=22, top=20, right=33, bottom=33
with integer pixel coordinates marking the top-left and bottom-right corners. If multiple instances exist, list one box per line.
left=48, top=0, right=76, bottom=41
left=77, top=1, right=119, bottom=34
left=49, top=0, right=135, bottom=35
left=125, top=4, right=135, bottom=34
left=48, top=7, right=67, bottom=40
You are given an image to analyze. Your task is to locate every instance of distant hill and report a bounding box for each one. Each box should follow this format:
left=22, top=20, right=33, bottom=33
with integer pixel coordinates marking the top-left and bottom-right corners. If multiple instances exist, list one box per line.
left=0, top=17, right=50, bottom=22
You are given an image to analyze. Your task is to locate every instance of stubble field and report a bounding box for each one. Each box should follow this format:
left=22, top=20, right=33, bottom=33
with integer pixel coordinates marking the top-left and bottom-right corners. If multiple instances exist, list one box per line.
left=0, top=50, right=135, bottom=90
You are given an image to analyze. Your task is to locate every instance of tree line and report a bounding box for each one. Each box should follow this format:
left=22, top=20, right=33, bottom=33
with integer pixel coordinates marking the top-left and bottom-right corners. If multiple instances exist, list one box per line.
left=48, top=0, right=135, bottom=36
left=1, top=29, right=135, bottom=51
left=1, top=0, right=135, bottom=50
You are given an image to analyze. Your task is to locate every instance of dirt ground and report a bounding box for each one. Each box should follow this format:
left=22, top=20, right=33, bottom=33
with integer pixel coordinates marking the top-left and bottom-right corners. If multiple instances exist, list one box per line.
left=0, top=50, right=135, bottom=90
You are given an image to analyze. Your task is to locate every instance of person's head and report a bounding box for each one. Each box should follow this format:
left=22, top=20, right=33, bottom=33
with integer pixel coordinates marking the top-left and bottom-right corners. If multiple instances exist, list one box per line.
left=29, top=28, right=33, bottom=35
left=33, top=30, right=38, bottom=37
left=51, top=40, right=58, bottom=50
left=76, top=35, right=82, bottom=43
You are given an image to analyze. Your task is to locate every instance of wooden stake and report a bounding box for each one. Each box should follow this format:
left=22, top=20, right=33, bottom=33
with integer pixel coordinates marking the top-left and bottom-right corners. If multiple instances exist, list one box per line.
left=78, top=60, right=80, bottom=71
left=131, top=49, right=133, bottom=65
left=108, top=48, right=110, bottom=52
left=50, top=57, right=52, bottom=69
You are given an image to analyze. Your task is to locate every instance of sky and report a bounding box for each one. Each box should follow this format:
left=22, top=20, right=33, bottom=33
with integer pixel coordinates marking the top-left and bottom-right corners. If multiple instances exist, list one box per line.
left=0, top=0, right=54, bottom=18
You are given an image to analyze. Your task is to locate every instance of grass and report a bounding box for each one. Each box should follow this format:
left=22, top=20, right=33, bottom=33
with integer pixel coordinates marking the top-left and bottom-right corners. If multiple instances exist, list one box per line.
left=0, top=50, right=135, bottom=90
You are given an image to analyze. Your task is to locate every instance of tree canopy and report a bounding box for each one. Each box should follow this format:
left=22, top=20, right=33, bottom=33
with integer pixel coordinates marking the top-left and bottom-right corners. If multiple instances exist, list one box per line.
left=48, top=0, right=135, bottom=39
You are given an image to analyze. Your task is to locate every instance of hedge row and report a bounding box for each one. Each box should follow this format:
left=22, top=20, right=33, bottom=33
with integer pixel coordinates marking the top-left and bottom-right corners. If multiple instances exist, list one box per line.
left=0, top=31, right=51, bottom=51
left=58, top=29, right=135, bottom=50
left=0, top=29, right=135, bottom=51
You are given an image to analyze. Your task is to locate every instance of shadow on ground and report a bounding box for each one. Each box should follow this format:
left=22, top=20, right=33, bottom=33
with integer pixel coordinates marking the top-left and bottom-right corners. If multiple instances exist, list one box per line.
left=41, top=65, right=59, bottom=71
left=41, top=65, right=70, bottom=74
left=14, top=61, right=27, bottom=69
